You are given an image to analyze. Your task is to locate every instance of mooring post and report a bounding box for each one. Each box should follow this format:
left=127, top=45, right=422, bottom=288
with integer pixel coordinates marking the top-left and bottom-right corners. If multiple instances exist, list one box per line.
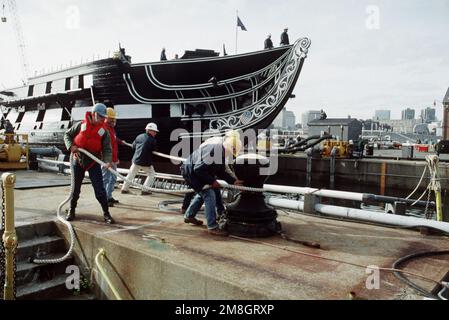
left=2, top=172, right=17, bottom=300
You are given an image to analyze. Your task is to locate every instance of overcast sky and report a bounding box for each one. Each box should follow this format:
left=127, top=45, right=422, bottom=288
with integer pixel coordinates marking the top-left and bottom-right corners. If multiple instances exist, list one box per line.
left=0, top=0, right=448, bottom=121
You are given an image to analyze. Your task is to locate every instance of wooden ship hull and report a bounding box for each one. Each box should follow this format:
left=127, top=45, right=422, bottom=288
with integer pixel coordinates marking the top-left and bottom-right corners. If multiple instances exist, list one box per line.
left=0, top=38, right=311, bottom=159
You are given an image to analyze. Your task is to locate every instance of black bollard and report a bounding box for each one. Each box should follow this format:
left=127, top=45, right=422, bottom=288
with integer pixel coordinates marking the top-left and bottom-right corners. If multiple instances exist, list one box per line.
left=225, top=154, right=281, bottom=238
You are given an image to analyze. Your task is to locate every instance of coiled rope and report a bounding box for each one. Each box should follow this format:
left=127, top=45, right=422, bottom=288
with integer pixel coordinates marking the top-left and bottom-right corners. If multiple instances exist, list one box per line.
left=406, top=155, right=440, bottom=208
left=33, top=154, right=77, bottom=264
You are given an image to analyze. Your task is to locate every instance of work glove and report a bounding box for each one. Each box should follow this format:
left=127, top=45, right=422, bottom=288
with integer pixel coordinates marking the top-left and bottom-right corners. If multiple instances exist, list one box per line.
left=211, top=181, right=221, bottom=189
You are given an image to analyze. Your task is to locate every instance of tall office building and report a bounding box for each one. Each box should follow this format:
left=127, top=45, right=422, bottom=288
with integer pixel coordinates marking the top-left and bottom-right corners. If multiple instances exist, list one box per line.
left=374, top=110, right=391, bottom=121
left=401, top=108, right=415, bottom=120
left=421, top=107, right=436, bottom=123
left=272, top=108, right=297, bottom=129
left=284, top=110, right=296, bottom=129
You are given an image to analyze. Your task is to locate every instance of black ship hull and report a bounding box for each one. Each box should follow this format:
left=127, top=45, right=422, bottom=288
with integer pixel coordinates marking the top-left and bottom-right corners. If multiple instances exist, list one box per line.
left=1, top=38, right=311, bottom=159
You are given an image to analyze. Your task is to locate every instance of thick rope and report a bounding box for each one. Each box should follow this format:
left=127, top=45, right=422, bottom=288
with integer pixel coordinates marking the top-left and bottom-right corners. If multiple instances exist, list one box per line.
left=33, top=154, right=77, bottom=264
left=79, top=148, right=264, bottom=194
left=33, top=148, right=263, bottom=265
left=405, top=165, right=427, bottom=200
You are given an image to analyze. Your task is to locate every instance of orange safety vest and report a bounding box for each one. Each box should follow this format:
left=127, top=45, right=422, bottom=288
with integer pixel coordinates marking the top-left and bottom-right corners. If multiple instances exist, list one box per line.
left=73, top=112, right=106, bottom=155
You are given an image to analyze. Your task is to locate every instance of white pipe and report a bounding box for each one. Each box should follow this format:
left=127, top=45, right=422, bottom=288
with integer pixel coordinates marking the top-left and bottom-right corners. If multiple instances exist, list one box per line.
left=267, top=197, right=304, bottom=211
left=263, top=184, right=364, bottom=201
left=264, top=184, right=317, bottom=195
left=313, top=190, right=364, bottom=202
left=38, top=159, right=183, bottom=181
left=37, top=158, right=71, bottom=167
left=266, top=197, right=449, bottom=234
left=315, top=204, right=449, bottom=234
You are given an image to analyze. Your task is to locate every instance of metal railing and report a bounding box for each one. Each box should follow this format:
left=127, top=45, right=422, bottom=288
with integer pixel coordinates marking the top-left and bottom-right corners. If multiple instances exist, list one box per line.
left=1, top=172, right=17, bottom=300
left=94, top=248, right=122, bottom=300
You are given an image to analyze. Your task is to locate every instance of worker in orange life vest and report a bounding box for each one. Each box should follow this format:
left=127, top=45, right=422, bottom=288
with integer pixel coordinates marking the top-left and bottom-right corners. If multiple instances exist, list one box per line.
left=63, top=103, right=115, bottom=224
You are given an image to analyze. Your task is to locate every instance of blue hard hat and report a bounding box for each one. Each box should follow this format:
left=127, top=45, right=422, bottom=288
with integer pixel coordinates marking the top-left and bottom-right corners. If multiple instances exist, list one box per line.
left=92, top=103, right=107, bottom=117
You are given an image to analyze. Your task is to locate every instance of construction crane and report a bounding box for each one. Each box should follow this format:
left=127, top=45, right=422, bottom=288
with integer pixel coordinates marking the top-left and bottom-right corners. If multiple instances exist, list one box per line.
left=2, top=0, right=30, bottom=85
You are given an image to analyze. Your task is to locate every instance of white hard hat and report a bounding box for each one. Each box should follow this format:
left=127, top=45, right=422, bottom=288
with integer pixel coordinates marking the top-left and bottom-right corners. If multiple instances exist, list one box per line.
left=145, top=123, right=159, bottom=132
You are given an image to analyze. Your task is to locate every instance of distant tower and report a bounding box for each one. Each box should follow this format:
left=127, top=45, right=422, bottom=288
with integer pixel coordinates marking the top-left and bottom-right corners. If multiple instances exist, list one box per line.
left=443, top=88, right=449, bottom=140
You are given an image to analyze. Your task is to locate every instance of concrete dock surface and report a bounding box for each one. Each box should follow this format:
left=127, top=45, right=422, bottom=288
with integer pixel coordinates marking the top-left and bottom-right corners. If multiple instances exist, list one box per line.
left=10, top=170, right=449, bottom=300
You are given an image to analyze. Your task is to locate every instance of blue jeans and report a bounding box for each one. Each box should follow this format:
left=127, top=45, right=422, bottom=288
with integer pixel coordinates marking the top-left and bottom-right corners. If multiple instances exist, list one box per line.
left=184, top=189, right=219, bottom=230
left=102, top=164, right=117, bottom=200
left=182, top=190, right=225, bottom=213
left=70, top=160, right=109, bottom=214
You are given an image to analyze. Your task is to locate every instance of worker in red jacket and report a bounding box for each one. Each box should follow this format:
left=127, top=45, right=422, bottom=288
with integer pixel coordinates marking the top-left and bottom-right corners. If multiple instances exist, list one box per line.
left=102, top=107, right=127, bottom=207
left=64, top=103, right=115, bottom=224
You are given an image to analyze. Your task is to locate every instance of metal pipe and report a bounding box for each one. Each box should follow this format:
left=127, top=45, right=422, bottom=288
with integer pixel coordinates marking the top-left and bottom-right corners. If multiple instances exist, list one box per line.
left=29, top=147, right=63, bottom=157
left=94, top=248, right=122, bottom=300
left=362, top=194, right=434, bottom=208
left=37, top=158, right=70, bottom=167
left=279, top=135, right=333, bottom=153
left=37, top=159, right=184, bottom=181
left=266, top=196, right=449, bottom=234
left=263, top=184, right=433, bottom=207
left=2, top=173, right=17, bottom=300
left=263, top=184, right=364, bottom=201
left=315, top=203, right=449, bottom=234
left=36, top=156, right=434, bottom=207
left=267, top=197, right=304, bottom=211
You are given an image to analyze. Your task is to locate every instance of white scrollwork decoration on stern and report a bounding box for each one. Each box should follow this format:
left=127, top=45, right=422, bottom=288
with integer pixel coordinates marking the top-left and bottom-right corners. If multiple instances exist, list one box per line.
left=209, top=37, right=311, bottom=132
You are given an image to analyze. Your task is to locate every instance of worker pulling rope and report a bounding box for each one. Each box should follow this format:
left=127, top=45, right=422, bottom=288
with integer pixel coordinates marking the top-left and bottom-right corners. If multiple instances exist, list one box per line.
left=33, top=150, right=449, bottom=299
left=33, top=147, right=444, bottom=266
left=32, top=147, right=263, bottom=265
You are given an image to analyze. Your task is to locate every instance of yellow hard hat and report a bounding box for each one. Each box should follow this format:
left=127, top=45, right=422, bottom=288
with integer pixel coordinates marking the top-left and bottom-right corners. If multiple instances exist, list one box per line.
left=223, top=135, right=242, bottom=157
left=224, top=129, right=241, bottom=140
left=106, top=107, right=117, bottom=119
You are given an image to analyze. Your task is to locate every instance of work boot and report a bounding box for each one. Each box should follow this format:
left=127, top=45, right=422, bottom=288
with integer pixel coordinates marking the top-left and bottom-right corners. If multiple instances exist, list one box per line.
left=66, top=208, right=76, bottom=222
left=111, top=198, right=120, bottom=204
left=104, top=213, right=115, bottom=224
left=208, top=227, right=228, bottom=237
left=184, top=217, right=204, bottom=226
left=121, top=190, right=129, bottom=194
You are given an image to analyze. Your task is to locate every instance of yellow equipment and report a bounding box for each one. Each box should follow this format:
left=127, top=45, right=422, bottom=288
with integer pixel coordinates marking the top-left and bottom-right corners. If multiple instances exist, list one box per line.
left=0, top=133, right=29, bottom=170
left=321, top=140, right=351, bottom=158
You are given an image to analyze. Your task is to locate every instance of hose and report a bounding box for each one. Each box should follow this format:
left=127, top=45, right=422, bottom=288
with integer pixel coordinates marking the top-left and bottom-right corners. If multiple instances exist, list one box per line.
left=392, top=250, right=449, bottom=299
left=33, top=153, right=77, bottom=264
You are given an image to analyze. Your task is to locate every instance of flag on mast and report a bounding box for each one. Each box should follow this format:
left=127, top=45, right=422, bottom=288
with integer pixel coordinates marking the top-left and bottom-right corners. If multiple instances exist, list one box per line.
left=237, top=16, right=247, bottom=31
